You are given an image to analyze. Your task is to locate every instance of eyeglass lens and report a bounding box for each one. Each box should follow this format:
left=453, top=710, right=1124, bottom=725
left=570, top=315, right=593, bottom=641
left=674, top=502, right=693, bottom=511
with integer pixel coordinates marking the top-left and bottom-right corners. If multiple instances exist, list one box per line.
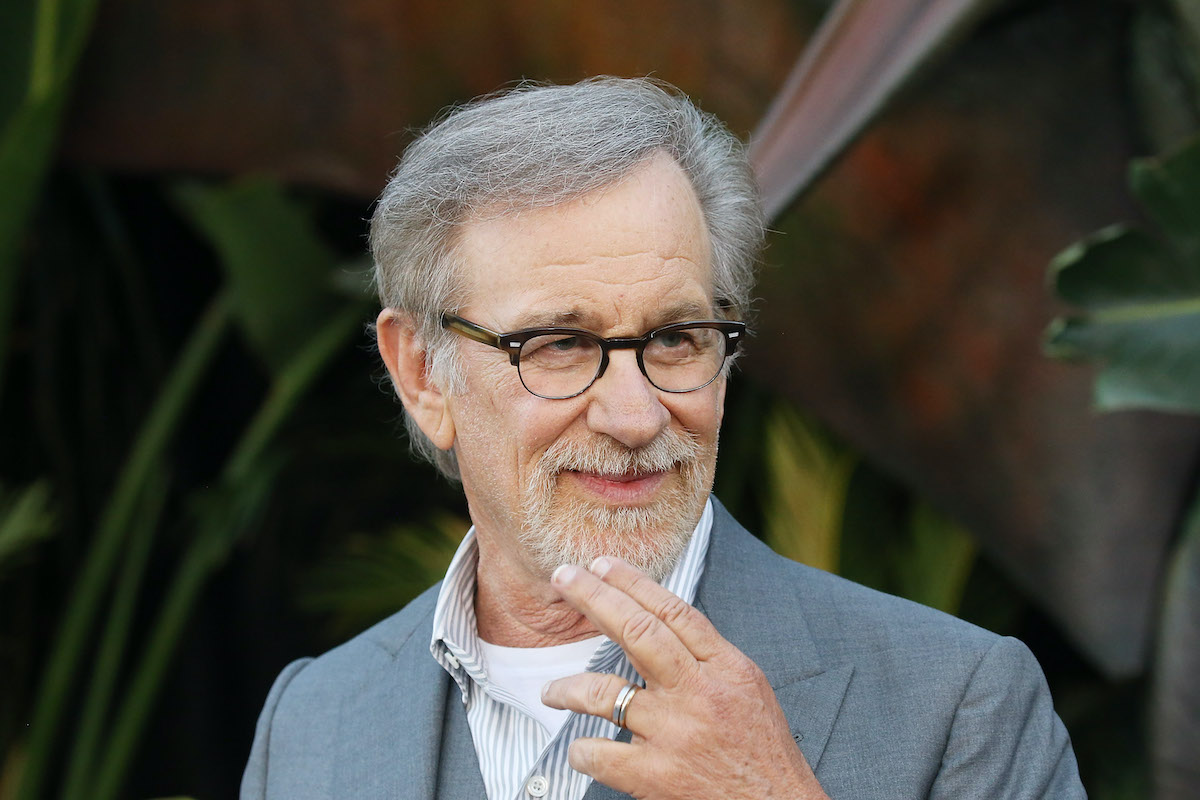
left=517, top=326, right=728, bottom=399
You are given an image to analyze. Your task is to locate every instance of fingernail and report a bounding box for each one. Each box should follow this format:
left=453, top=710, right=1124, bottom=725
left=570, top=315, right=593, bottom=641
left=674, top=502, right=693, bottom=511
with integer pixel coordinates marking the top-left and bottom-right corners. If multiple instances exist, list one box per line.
left=541, top=681, right=553, bottom=700
left=552, top=564, right=578, bottom=585
left=589, top=557, right=612, bottom=578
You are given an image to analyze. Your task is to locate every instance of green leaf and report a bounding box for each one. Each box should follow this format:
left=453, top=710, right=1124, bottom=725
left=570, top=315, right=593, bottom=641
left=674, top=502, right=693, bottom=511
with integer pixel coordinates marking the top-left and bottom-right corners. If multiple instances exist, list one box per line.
left=300, top=514, right=466, bottom=640
left=1050, top=226, right=1197, bottom=310
left=60, top=469, right=169, bottom=800
left=1046, top=138, right=1200, bottom=413
left=1152, top=486, right=1200, bottom=799
left=1130, top=4, right=1200, bottom=155
left=17, top=296, right=231, bottom=800
left=87, top=305, right=364, bottom=800
left=172, top=179, right=342, bottom=373
left=0, top=0, right=35, bottom=129
left=893, top=501, right=977, bottom=616
left=1130, top=138, right=1200, bottom=257
left=0, top=480, right=55, bottom=572
left=761, top=403, right=855, bottom=573
left=0, top=0, right=102, bottom=402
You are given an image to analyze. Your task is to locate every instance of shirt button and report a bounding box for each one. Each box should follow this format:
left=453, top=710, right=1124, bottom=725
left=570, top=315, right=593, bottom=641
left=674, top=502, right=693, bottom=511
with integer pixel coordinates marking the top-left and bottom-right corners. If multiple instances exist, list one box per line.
left=525, top=775, right=549, bottom=797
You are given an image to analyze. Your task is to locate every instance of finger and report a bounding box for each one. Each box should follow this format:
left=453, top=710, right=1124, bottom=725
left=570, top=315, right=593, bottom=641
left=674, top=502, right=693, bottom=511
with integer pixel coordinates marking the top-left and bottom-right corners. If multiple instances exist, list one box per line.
left=541, top=673, right=655, bottom=732
left=590, top=556, right=726, bottom=662
left=551, top=564, right=696, bottom=688
left=566, top=737, right=647, bottom=796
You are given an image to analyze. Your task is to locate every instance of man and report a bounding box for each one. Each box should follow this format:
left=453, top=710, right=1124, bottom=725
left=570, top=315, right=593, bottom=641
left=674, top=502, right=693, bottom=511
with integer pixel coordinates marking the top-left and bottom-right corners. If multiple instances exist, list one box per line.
left=242, top=77, right=1085, bottom=799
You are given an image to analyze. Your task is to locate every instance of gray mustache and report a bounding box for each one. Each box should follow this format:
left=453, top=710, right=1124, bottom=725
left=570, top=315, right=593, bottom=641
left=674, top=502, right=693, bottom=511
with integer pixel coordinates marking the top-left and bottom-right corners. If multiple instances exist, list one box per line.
left=539, top=430, right=702, bottom=476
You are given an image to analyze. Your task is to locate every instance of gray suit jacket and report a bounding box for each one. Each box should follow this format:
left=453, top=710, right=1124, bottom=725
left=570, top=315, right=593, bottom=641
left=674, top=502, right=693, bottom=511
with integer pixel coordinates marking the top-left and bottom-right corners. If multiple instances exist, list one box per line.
left=242, top=500, right=1086, bottom=798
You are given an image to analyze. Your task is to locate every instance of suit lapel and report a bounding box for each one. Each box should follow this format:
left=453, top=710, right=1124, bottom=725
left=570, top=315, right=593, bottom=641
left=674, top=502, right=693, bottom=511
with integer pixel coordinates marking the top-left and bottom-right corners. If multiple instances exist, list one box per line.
left=587, top=501, right=852, bottom=798
left=333, top=597, right=453, bottom=799
left=695, top=501, right=853, bottom=771
left=436, top=683, right=487, bottom=798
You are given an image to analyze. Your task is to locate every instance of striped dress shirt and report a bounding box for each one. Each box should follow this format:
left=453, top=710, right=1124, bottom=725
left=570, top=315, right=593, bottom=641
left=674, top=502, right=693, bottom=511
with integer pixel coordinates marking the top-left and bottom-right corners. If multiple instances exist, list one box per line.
left=429, top=499, right=713, bottom=800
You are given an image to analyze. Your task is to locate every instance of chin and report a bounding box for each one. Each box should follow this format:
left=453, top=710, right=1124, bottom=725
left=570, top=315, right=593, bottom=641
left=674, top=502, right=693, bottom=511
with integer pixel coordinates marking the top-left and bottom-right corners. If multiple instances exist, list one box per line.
left=519, top=428, right=715, bottom=580
left=520, top=499, right=699, bottom=582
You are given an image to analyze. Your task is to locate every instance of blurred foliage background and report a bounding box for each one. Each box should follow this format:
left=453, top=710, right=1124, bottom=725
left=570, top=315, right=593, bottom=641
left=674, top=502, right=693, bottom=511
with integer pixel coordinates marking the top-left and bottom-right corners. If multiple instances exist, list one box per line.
left=1, top=0, right=1198, bottom=798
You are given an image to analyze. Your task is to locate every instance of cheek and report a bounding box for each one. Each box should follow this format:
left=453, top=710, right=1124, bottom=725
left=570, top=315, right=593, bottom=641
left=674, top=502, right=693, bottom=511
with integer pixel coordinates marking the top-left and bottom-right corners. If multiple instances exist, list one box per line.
left=669, top=388, right=725, bottom=439
left=514, top=399, right=586, bottom=462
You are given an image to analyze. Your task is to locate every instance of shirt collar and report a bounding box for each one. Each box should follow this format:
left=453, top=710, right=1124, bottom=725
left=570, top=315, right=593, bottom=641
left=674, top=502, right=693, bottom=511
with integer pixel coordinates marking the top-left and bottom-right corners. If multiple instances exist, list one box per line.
left=430, top=497, right=714, bottom=693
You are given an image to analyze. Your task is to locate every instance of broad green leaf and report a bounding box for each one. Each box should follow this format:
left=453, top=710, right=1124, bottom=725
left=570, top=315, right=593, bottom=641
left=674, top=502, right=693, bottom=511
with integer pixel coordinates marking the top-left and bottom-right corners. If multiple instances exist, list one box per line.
left=1046, top=139, right=1200, bottom=413
left=1130, top=137, right=1200, bottom=257
left=1050, top=226, right=1197, bottom=309
left=172, top=179, right=342, bottom=373
left=1050, top=311, right=1200, bottom=412
left=1152, top=486, right=1200, bottom=799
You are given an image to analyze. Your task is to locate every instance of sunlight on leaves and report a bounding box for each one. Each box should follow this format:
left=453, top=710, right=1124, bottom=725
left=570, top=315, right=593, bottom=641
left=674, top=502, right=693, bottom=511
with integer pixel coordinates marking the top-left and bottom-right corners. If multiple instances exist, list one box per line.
left=761, top=403, right=855, bottom=573
left=893, top=500, right=977, bottom=615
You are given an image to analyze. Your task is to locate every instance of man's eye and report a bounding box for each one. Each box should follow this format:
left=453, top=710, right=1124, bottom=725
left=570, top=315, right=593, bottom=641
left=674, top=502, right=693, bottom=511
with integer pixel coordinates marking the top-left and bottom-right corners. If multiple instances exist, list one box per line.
left=548, top=336, right=580, bottom=351
left=522, top=334, right=596, bottom=364
left=655, top=331, right=696, bottom=350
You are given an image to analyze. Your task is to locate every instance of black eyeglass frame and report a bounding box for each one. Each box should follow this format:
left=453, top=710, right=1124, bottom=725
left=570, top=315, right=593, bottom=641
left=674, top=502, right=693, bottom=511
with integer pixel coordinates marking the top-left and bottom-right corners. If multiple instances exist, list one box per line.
left=440, top=312, right=746, bottom=399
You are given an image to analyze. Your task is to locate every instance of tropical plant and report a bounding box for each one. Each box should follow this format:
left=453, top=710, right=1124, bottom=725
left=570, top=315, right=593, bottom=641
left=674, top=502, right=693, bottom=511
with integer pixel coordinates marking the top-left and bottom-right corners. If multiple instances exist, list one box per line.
left=4, top=176, right=373, bottom=800
left=4, top=0, right=1166, bottom=797
left=1046, top=135, right=1200, bottom=800
left=0, top=0, right=102, bottom=402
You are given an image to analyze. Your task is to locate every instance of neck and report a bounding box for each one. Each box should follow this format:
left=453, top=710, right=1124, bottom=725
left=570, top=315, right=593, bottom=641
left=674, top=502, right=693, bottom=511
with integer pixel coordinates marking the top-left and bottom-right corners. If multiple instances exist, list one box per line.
left=472, top=533, right=599, bottom=647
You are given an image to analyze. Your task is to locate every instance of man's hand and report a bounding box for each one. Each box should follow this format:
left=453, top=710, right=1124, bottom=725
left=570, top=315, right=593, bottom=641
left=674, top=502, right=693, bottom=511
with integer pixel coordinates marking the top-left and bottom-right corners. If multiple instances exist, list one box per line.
left=541, top=556, right=830, bottom=800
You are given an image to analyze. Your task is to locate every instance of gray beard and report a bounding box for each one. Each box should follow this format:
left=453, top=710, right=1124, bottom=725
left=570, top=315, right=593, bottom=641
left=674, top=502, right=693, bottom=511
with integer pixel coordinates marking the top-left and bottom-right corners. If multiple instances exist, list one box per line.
left=518, top=429, right=710, bottom=581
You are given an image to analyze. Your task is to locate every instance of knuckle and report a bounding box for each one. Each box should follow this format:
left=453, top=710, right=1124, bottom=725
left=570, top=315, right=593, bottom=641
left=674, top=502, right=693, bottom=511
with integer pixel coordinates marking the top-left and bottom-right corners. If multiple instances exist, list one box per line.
left=621, top=609, right=660, bottom=647
left=585, top=678, right=610, bottom=712
left=568, top=740, right=595, bottom=774
left=582, top=580, right=608, bottom=608
left=721, top=649, right=763, bottom=685
left=652, top=593, right=693, bottom=626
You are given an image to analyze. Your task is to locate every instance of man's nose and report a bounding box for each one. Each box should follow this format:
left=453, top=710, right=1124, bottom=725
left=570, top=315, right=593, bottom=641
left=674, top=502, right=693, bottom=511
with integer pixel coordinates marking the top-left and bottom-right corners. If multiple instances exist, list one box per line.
left=584, top=350, right=670, bottom=449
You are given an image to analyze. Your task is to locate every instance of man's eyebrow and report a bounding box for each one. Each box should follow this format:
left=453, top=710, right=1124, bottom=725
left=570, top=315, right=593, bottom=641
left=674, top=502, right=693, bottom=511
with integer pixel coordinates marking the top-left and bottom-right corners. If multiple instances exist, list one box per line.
left=508, top=301, right=718, bottom=332
left=508, top=309, right=590, bottom=329
left=653, top=300, right=716, bottom=324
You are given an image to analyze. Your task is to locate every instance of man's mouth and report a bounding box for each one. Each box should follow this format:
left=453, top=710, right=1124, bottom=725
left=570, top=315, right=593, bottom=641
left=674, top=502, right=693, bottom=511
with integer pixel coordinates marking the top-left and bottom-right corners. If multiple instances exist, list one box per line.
left=564, top=469, right=670, bottom=504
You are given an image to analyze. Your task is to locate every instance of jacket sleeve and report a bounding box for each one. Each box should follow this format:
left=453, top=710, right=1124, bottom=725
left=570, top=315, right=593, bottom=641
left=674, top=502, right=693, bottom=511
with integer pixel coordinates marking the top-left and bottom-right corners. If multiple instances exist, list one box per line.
left=929, top=636, right=1086, bottom=799
left=240, top=658, right=314, bottom=800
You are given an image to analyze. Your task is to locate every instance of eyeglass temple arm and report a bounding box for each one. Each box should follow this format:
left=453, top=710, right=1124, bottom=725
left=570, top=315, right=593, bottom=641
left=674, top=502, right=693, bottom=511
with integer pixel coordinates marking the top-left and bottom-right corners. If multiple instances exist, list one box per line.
left=441, top=313, right=502, bottom=348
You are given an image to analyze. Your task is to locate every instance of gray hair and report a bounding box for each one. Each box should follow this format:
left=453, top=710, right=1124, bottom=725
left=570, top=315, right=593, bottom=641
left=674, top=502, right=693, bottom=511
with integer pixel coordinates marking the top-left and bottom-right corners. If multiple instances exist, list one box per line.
left=370, top=76, right=764, bottom=479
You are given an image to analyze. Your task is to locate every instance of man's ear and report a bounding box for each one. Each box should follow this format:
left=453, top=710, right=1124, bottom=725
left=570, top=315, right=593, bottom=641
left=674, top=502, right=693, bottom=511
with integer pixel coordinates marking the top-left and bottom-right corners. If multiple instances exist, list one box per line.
left=376, top=309, right=456, bottom=451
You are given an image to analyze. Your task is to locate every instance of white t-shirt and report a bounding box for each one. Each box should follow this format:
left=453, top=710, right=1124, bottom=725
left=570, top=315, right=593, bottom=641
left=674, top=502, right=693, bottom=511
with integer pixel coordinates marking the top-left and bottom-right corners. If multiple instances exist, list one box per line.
left=477, top=635, right=607, bottom=735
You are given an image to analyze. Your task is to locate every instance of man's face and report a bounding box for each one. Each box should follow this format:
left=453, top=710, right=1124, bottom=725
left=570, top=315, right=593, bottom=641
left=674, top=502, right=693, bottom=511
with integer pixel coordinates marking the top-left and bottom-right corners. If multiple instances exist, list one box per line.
left=445, top=154, right=726, bottom=581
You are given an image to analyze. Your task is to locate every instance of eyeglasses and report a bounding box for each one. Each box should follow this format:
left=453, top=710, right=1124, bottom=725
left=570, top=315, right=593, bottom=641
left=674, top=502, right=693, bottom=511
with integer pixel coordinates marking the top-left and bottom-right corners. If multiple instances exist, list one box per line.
left=441, top=312, right=746, bottom=400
